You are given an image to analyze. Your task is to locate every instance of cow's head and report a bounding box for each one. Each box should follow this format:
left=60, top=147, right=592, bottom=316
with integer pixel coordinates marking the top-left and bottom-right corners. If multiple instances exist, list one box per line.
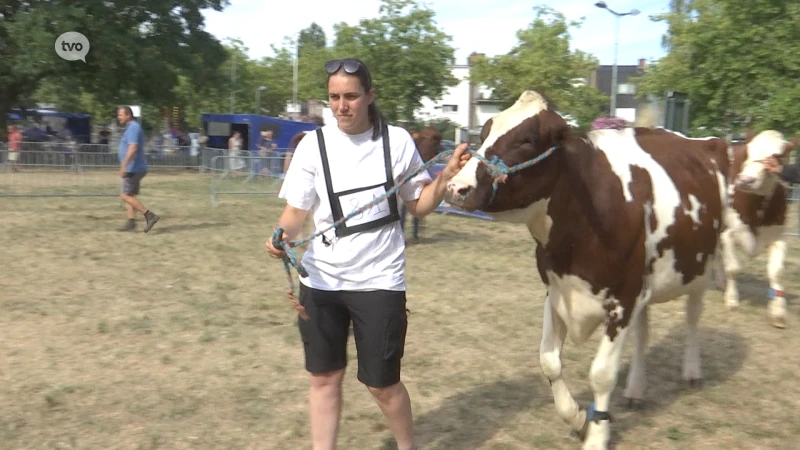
left=735, top=129, right=799, bottom=195
left=414, top=125, right=443, bottom=163
left=444, top=90, right=568, bottom=212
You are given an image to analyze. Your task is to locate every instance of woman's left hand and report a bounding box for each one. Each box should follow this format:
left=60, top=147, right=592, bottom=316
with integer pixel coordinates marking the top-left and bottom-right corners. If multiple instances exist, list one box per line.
left=441, top=143, right=471, bottom=181
left=765, top=156, right=782, bottom=174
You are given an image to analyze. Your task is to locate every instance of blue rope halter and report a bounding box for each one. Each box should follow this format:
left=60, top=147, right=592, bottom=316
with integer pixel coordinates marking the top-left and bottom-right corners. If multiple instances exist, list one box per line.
left=272, top=144, right=559, bottom=314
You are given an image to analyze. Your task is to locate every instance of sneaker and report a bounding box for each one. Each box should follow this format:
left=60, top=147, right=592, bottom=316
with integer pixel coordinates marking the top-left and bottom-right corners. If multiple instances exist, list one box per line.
left=143, top=211, right=160, bottom=233
left=117, top=219, right=136, bottom=232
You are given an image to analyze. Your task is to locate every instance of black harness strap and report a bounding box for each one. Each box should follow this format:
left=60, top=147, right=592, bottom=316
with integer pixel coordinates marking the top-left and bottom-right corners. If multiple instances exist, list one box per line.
left=317, top=123, right=400, bottom=238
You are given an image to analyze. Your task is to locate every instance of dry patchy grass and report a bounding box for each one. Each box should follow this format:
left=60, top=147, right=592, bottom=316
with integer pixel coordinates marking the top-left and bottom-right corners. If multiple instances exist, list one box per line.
left=1, top=172, right=799, bottom=450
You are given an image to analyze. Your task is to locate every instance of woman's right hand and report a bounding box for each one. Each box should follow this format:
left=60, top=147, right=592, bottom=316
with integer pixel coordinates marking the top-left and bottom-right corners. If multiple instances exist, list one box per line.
left=265, top=229, right=289, bottom=259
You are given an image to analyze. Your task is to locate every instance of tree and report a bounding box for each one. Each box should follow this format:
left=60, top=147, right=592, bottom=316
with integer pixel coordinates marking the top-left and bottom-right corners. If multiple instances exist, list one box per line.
left=635, top=0, right=800, bottom=136
left=298, top=23, right=327, bottom=55
left=0, top=0, right=229, bottom=139
left=469, top=5, right=607, bottom=129
left=327, top=0, right=459, bottom=122
left=294, top=23, right=333, bottom=103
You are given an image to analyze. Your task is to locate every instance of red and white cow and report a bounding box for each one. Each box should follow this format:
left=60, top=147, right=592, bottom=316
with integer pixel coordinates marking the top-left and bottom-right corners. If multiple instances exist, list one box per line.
left=443, top=91, right=730, bottom=450
left=719, top=130, right=799, bottom=328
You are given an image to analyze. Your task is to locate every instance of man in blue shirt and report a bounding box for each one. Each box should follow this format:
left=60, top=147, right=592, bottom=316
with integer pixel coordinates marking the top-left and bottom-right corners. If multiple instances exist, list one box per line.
left=117, top=106, right=159, bottom=232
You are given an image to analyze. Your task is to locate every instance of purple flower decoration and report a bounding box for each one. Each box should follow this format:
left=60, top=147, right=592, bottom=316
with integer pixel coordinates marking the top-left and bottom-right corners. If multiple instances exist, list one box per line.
left=591, top=116, right=631, bottom=131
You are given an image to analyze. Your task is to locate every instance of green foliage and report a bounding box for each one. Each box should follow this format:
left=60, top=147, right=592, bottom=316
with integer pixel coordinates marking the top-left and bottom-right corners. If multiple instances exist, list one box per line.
left=469, top=5, right=607, bottom=128
left=0, top=0, right=229, bottom=138
left=298, top=23, right=327, bottom=54
left=635, top=0, right=800, bottom=136
left=328, top=0, right=459, bottom=122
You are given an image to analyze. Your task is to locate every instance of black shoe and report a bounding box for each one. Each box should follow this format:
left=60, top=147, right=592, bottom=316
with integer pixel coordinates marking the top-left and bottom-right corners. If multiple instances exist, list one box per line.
left=143, top=211, right=160, bottom=233
left=117, top=219, right=136, bottom=232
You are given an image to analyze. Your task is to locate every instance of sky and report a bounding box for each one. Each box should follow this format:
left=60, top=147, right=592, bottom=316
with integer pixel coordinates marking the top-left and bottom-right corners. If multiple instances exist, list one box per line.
left=202, top=0, right=671, bottom=67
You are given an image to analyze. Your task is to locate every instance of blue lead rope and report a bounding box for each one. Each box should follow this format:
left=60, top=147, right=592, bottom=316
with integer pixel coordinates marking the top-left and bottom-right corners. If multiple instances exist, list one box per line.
left=271, top=145, right=558, bottom=312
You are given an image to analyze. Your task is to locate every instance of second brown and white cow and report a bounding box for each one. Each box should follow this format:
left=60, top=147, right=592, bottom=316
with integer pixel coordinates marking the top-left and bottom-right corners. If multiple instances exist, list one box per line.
left=719, top=130, right=799, bottom=328
left=443, top=90, right=729, bottom=450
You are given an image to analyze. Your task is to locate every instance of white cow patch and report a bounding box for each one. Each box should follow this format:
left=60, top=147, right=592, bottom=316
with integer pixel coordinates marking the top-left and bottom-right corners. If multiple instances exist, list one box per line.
left=587, top=128, right=682, bottom=249
left=450, top=90, right=549, bottom=188
left=547, top=274, right=609, bottom=346
left=737, top=130, right=790, bottom=195
left=685, top=194, right=702, bottom=225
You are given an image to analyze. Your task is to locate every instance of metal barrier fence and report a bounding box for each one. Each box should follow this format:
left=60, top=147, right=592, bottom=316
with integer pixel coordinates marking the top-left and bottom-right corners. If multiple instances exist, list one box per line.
left=1, top=142, right=227, bottom=170
left=784, top=185, right=800, bottom=236
left=5, top=139, right=800, bottom=236
left=209, top=155, right=288, bottom=207
left=0, top=143, right=282, bottom=197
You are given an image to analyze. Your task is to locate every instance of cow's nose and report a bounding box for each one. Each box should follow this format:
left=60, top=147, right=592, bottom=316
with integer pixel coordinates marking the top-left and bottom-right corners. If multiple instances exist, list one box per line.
left=447, top=180, right=472, bottom=197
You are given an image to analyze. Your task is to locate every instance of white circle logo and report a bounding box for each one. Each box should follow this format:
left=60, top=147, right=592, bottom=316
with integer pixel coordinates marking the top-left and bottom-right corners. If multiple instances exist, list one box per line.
left=55, top=32, right=90, bottom=63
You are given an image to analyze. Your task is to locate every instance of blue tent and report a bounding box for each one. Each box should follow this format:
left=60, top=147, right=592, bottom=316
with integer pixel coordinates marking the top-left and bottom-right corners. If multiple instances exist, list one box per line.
left=7, top=109, right=92, bottom=143
left=201, top=113, right=318, bottom=151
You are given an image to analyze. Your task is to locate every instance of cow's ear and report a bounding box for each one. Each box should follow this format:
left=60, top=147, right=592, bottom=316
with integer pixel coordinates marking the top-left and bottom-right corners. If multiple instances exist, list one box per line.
left=538, top=110, right=570, bottom=150
left=745, top=127, right=755, bottom=143
left=479, top=118, right=493, bottom=144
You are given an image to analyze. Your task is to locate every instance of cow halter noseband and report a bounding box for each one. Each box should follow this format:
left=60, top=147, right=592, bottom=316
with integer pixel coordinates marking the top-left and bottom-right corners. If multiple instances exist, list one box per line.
left=471, top=145, right=559, bottom=203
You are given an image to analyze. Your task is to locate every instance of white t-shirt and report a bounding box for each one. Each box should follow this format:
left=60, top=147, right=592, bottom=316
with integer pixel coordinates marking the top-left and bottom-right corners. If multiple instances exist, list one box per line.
left=278, top=123, right=433, bottom=292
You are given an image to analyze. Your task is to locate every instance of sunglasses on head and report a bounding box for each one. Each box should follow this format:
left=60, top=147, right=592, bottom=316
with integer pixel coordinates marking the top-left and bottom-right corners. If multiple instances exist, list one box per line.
left=325, top=58, right=364, bottom=75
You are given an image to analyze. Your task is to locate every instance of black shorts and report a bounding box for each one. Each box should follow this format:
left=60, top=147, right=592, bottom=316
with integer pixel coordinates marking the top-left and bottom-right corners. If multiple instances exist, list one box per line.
left=297, top=284, right=408, bottom=388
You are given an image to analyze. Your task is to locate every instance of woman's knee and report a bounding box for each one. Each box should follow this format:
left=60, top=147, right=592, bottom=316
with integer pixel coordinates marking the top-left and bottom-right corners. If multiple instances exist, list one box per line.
left=309, top=368, right=346, bottom=389
left=366, top=380, right=403, bottom=402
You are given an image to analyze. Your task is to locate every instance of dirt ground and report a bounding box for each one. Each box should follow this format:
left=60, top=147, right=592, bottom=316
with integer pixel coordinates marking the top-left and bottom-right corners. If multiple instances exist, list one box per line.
left=1, top=172, right=799, bottom=450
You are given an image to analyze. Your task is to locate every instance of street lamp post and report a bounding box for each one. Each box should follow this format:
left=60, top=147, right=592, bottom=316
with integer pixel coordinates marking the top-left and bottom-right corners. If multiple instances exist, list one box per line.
left=292, top=36, right=299, bottom=118
left=255, top=86, right=267, bottom=115
left=594, top=1, right=639, bottom=118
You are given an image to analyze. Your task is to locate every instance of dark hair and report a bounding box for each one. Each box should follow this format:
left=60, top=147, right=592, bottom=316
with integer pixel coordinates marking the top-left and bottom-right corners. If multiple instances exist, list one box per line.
left=326, top=58, right=385, bottom=140
left=118, top=105, right=134, bottom=118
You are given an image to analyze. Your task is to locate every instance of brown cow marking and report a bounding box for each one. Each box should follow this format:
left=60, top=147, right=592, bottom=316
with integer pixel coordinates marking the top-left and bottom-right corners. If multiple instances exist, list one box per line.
left=633, top=128, right=728, bottom=285
left=414, top=125, right=443, bottom=163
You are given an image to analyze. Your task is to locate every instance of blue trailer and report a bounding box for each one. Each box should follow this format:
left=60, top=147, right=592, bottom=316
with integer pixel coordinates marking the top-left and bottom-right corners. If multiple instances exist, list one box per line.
left=7, top=109, right=92, bottom=143
left=201, top=113, right=317, bottom=151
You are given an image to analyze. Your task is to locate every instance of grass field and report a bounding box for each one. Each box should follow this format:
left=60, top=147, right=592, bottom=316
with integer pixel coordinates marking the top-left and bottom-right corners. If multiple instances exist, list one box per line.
left=1, top=172, right=799, bottom=450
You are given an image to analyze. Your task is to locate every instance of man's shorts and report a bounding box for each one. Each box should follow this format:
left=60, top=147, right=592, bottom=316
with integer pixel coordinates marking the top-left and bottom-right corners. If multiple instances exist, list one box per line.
left=297, top=284, right=408, bottom=388
left=121, top=172, right=146, bottom=196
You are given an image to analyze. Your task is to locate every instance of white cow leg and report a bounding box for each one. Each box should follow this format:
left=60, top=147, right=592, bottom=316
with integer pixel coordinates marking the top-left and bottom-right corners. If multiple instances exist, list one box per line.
left=582, top=323, right=631, bottom=450
left=539, top=291, right=585, bottom=433
left=767, top=239, right=788, bottom=329
left=721, top=230, right=740, bottom=309
left=682, top=289, right=704, bottom=385
left=623, top=306, right=649, bottom=405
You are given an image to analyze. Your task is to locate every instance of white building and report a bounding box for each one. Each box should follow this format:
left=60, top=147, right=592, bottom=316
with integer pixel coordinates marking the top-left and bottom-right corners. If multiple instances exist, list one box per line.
left=414, top=58, right=584, bottom=142
left=414, top=59, right=503, bottom=143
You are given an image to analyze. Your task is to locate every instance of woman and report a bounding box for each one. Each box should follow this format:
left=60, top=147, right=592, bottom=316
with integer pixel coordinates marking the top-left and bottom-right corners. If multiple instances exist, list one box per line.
left=227, top=130, right=245, bottom=175
left=264, top=58, right=469, bottom=450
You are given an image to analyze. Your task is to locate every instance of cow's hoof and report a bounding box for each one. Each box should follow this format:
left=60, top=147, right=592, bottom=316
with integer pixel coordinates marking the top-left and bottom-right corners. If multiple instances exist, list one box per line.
left=772, top=318, right=786, bottom=329
left=687, top=378, right=704, bottom=389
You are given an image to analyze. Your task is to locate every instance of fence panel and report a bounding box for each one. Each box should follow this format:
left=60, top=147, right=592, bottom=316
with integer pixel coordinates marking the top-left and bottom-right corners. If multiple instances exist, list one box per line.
left=0, top=143, right=232, bottom=197
left=784, top=185, right=800, bottom=237
left=0, top=149, right=122, bottom=197
left=209, top=154, right=288, bottom=207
